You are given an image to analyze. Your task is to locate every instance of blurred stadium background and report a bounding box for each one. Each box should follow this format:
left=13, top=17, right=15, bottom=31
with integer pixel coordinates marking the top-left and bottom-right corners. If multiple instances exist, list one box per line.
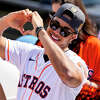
left=0, top=0, right=100, bottom=40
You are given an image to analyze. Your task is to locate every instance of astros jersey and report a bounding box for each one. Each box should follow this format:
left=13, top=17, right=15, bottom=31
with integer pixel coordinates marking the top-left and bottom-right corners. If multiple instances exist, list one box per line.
left=5, top=39, right=88, bottom=100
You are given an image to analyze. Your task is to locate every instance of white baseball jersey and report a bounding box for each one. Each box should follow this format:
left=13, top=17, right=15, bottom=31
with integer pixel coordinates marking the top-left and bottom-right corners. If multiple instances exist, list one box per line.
left=5, top=39, right=88, bottom=100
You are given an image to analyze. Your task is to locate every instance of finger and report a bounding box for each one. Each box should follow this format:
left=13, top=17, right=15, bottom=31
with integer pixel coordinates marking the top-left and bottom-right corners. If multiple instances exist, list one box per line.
left=34, top=11, right=41, bottom=19
left=17, top=27, right=25, bottom=34
left=32, top=12, right=36, bottom=18
left=27, top=14, right=32, bottom=22
left=34, top=11, right=43, bottom=26
left=21, top=30, right=30, bottom=35
left=22, top=30, right=33, bottom=35
left=25, top=9, right=30, bottom=12
left=32, top=12, right=36, bottom=22
left=25, top=9, right=32, bottom=15
left=24, top=9, right=32, bottom=22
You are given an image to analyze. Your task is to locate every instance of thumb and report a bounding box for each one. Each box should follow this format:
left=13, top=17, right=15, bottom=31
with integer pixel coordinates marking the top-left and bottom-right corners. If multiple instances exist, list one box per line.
left=17, top=27, right=25, bottom=34
left=21, top=30, right=35, bottom=36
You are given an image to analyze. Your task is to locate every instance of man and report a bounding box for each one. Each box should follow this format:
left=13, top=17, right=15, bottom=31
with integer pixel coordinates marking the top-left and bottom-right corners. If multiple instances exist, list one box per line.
left=51, top=0, right=100, bottom=86
left=51, top=1, right=100, bottom=99
left=0, top=3, right=88, bottom=100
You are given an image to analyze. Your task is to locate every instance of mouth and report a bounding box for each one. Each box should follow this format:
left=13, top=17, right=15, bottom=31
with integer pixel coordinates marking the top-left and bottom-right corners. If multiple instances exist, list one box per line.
left=50, top=32, right=60, bottom=41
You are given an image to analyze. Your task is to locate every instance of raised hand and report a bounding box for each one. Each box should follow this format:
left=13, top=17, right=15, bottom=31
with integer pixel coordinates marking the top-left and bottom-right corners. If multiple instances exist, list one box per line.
left=4, top=9, right=32, bottom=33
left=31, top=11, right=44, bottom=36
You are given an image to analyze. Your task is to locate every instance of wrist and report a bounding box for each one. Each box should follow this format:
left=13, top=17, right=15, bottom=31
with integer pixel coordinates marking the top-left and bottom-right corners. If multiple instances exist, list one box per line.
left=35, top=26, right=44, bottom=37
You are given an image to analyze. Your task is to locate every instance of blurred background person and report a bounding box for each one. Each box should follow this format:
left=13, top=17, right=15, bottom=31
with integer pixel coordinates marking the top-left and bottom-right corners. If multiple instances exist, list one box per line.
left=98, top=30, right=100, bottom=39
left=16, top=34, right=38, bottom=44
left=0, top=57, right=19, bottom=100
left=0, top=83, right=6, bottom=100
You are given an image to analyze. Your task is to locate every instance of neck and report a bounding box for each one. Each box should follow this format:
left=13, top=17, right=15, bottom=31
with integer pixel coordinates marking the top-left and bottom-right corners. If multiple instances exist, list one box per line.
left=63, top=47, right=69, bottom=52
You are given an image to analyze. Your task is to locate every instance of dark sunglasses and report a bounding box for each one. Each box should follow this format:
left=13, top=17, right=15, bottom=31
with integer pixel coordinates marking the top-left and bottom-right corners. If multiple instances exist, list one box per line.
left=49, top=19, right=75, bottom=37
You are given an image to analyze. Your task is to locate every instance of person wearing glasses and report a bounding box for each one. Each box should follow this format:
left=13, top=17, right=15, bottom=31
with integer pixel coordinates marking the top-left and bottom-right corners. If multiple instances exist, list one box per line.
left=51, top=0, right=100, bottom=86
left=0, top=3, right=88, bottom=100
left=51, top=0, right=100, bottom=99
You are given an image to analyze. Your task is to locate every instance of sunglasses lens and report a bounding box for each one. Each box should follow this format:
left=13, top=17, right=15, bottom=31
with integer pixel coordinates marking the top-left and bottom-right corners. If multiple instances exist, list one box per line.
left=50, top=20, right=59, bottom=31
left=60, top=31, right=66, bottom=37
left=52, top=25, right=57, bottom=30
left=60, top=28, right=71, bottom=37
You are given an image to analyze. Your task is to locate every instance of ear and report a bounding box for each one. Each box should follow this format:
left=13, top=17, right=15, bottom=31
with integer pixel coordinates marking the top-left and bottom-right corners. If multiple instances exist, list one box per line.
left=69, top=34, right=77, bottom=44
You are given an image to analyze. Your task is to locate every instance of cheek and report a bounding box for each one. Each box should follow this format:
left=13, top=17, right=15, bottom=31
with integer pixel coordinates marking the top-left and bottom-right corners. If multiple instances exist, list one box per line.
left=58, top=39, right=68, bottom=48
left=62, top=39, right=69, bottom=44
left=62, top=36, right=71, bottom=44
left=46, top=27, right=51, bottom=35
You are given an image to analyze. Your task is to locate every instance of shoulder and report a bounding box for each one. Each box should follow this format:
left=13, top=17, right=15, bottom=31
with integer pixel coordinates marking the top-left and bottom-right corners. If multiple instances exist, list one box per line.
left=85, top=36, right=100, bottom=51
left=65, top=50, right=87, bottom=65
left=7, top=39, right=43, bottom=52
left=66, top=50, right=88, bottom=71
left=65, top=50, right=88, bottom=90
left=86, top=36, right=100, bottom=45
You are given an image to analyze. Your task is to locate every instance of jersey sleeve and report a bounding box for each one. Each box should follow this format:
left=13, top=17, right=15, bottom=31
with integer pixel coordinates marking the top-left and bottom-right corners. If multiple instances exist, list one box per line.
left=72, top=60, right=88, bottom=96
left=5, top=39, right=41, bottom=72
left=66, top=50, right=88, bottom=96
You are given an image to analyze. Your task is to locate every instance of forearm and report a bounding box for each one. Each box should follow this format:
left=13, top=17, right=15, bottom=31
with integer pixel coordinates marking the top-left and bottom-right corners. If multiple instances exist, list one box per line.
left=38, top=29, right=82, bottom=87
left=0, top=16, right=9, bottom=36
left=0, top=16, right=8, bottom=59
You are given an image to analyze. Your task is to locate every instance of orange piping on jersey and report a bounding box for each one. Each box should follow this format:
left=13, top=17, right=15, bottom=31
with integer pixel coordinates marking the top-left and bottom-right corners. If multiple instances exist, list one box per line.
left=7, top=40, right=10, bottom=61
left=39, top=64, right=52, bottom=78
left=36, top=40, right=43, bottom=47
left=35, top=53, right=40, bottom=72
left=28, top=79, right=36, bottom=100
left=77, top=62, right=81, bottom=67
left=21, top=53, right=40, bottom=100
left=28, top=64, right=52, bottom=100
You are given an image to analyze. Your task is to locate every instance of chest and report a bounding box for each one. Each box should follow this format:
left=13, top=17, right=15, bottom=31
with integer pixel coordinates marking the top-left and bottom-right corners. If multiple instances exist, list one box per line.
left=19, top=53, right=61, bottom=90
